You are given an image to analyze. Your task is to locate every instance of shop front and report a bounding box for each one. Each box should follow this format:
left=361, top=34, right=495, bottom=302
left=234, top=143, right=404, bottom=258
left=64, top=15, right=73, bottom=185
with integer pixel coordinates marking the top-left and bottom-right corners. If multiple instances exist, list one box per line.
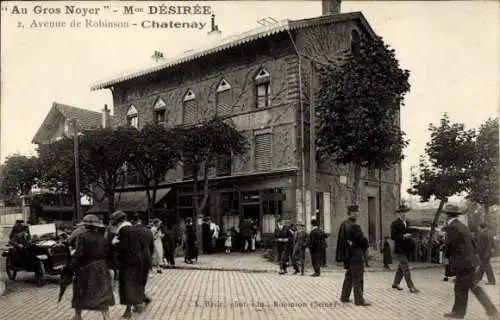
left=172, top=171, right=297, bottom=245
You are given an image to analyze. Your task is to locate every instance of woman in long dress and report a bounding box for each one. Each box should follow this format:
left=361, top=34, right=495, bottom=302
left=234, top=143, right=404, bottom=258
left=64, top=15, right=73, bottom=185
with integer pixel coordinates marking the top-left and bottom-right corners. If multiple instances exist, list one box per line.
left=72, top=214, right=115, bottom=320
left=151, top=219, right=165, bottom=270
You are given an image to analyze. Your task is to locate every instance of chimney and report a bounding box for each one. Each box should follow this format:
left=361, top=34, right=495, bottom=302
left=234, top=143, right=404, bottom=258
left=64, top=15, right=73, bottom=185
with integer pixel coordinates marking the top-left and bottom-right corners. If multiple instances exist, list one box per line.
left=322, top=0, right=341, bottom=15
left=208, top=14, right=221, bottom=37
left=102, top=104, right=110, bottom=128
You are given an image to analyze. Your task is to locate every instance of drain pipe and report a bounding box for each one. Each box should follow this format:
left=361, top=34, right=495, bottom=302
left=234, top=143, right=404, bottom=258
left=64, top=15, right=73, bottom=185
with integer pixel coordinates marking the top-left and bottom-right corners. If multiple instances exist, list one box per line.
left=287, top=29, right=307, bottom=226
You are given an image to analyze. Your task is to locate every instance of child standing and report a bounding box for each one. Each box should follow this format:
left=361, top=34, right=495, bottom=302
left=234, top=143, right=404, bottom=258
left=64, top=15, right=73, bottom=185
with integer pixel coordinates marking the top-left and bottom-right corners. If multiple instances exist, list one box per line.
left=382, top=236, right=392, bottom=269
left=224, top=228, right=232, bottom=254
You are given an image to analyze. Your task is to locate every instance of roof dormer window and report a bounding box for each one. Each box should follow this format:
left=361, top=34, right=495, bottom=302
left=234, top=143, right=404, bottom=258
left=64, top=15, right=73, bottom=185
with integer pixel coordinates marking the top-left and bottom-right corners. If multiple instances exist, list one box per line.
left=255, top=68, right=271, bottom=108
left=183, top=89, right=197, bottom=125
left=216, top=79, right=232, bottom=116
left=127, top=105, right=138, bottom=128
left=154, top=97, right=167, bottom=125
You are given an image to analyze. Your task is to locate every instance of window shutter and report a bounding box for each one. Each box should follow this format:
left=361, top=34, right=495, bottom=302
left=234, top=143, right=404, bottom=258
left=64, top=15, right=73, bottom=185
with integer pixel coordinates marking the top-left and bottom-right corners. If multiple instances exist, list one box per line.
left=183, top=100, right=196, bottom=124
left=255, top=133, right=272, bottom=171
left=216, top=90, right=232, bottom=116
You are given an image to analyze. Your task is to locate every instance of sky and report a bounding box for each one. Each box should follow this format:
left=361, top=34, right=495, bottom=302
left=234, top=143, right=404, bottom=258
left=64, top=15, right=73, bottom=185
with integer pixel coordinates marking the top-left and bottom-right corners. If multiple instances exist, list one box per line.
left=1, top=1, right=499, bottom=198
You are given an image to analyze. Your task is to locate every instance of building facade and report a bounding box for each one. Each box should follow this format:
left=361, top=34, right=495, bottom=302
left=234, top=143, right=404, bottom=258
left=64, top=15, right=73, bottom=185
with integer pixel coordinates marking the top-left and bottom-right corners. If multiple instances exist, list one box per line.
left=92, top=10, right=402, bottom=257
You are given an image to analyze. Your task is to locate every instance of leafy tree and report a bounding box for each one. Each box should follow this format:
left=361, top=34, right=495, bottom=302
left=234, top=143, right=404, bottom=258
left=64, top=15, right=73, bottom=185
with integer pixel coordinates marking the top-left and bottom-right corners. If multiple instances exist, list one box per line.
left=179, top=117, right=248, bottom=219
left=128, top=124, right=181, bottom=222
left=37, top=137, right=101, bottom=202
left=467, top=118, right=499, bottom=231
left=79, top=126, right=137, bottom=223
left=408, top=113, right=476, bottom=260
left=0, top=154, right=40, bottom=201
left=316, top=35, right=410, bottom=205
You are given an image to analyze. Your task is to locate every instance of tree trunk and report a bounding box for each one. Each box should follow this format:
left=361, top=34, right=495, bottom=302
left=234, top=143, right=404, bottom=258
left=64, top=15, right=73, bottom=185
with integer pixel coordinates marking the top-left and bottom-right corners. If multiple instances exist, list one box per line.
left=145, top=183, right=155, bottom=225
left=196, top=161, right=211, bottom=216
left=427, top=199, right=446, bottom=262
left=192, top=163, right=201, bottom=221
left=351, top=163, right=362, bottom=205
left=105, top=190, right=115, bottom=225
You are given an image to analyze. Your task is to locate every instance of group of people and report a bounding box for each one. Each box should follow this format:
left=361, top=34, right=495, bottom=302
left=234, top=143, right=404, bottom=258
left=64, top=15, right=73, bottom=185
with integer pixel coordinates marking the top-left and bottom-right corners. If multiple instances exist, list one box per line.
left=68, top=211, right=200, bottom=319
left=334, top=203, right=498, bottom=320
left=274, top=218, right=327, bottom=276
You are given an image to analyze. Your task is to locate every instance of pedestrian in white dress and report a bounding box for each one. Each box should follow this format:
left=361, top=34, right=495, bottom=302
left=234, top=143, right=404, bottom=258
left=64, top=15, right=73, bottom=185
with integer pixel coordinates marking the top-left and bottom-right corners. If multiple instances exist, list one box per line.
left=151, top=219, right=165, bottom=269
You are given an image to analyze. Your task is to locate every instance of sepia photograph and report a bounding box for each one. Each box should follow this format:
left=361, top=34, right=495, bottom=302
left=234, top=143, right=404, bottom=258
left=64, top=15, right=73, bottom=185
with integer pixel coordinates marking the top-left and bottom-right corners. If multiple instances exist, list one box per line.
left=0, top=0, right=499, bottom=319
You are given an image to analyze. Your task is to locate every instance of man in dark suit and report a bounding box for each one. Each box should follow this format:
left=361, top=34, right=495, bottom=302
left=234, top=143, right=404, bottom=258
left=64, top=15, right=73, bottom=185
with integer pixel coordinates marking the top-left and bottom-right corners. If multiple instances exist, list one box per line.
left=340, top=205, right=370, bottom=306
left=476, top=223, right=496, bottom=285
left=131, top=214, right=154, bottom=305
left=274, top=218, right=293, bottom=274
left=292, top=222, right=308, bottom=275
left=442, top=204, right=498, bottom=320
left=309, top=219, right=325, bottom=277
left=390, top=205, right=419, bottom=293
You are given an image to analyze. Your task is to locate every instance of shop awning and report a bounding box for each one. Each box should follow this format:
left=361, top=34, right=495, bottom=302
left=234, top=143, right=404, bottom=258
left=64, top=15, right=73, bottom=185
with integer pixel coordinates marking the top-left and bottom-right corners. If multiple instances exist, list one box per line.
left=87, top=188, right=171, bottom=214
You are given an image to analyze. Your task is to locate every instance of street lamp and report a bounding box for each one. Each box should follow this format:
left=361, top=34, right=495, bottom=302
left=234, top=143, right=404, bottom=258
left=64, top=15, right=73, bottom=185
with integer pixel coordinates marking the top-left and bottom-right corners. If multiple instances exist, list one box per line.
left=69, top=119, right=82, bottom=221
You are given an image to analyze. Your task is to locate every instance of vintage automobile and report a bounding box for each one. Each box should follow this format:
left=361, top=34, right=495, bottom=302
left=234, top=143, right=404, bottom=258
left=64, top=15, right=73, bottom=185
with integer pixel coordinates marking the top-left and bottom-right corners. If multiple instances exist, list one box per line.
left=2, top=223, right=70, bottom=286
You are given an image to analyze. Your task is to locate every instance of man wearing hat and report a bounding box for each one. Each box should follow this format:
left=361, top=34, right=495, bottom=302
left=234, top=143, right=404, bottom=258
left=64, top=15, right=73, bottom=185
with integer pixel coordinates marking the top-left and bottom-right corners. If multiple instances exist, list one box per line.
left=442, top=204, right=498, bottom=320
left=131, top=214, right=154, bottom=304
left=475, top=223, right=496, bottom=286
left=390, top=204, right=419, bottom=293
left=340, top=205, right=371, bottom=306
left=110, top=211, right=145, bottom=318
left=292, top=222, right=308, bottom=275
left=274, top=217, right=293, bottom=274
left=309, top=219, right=326, bottom=277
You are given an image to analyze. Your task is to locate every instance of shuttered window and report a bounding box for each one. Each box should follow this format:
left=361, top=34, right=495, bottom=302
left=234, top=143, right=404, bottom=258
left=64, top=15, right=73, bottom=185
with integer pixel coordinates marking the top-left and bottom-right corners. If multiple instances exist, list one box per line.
left=256, top=82, right=270, bottom=108
left=183, top=99, right=197, bottom=125
left=216, top=90, right=232, bottom=116
left=255, top=133, right=272, bottom=171
left=216, top=153, right=231, bottom=176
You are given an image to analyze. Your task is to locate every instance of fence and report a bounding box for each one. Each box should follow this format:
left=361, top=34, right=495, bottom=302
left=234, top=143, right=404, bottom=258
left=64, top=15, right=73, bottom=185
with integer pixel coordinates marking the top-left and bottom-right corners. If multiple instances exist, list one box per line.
left=0, top=207, right=25, bottom=225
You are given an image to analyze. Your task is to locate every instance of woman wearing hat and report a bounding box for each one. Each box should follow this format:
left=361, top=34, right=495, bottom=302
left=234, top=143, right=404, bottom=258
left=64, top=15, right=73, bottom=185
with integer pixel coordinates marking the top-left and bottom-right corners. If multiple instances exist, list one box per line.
left=71, top=214, right=114, bottom=320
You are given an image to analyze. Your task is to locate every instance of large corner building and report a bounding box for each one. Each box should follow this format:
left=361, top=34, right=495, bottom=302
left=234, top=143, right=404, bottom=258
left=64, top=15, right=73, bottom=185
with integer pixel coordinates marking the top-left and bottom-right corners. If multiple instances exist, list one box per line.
left=90, top=1, right=402, bottom=258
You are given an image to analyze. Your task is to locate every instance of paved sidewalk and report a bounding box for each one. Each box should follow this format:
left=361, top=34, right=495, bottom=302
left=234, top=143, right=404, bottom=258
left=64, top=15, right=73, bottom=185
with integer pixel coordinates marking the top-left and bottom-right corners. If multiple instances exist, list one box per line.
left=166, top=251, right=448, bottom=274
left=0, top=266, right=498, bottom=320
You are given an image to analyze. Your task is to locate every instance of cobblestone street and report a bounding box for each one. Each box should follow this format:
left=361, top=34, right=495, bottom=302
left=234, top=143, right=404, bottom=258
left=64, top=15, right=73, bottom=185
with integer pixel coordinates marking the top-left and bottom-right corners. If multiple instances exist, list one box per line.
left=0, top=265, right=498, bottom=320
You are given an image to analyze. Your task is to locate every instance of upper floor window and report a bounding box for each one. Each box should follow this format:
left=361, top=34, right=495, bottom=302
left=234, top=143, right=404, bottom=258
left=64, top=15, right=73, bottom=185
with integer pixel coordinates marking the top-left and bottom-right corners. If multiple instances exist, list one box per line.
left=216, top=153, right=232, bottom=177
left=255, top=132, right=272, bottom=171
left=154, top=97, right=167, bottom=125
left=182, top=89, right=197, bottom=125
left=127, top=105, right=138, bottom=128
left=216, top=79, right=232, bottom=116
left=350, top=29, right=361, bottom=57
left=255, top=68, right=271, bottom=108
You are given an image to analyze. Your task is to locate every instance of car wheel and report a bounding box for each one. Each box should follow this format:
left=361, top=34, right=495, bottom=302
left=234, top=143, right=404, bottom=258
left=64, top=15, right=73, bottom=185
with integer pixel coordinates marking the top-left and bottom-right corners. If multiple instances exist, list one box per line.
left=6, top=255, right=17, bottom=280
left=35, top=260, right=45, bottom=287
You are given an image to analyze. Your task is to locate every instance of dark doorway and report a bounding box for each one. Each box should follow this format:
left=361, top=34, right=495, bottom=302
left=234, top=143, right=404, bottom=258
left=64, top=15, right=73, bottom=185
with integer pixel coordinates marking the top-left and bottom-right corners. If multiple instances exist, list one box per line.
left=368, top=196, right=377, bottom=245
left=242, top=203, right=259, bottom=221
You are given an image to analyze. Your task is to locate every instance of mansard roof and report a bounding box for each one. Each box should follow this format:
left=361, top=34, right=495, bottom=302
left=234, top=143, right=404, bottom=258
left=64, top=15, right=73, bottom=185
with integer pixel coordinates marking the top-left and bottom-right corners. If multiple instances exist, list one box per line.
left=91, top=12, right=376, bottom=91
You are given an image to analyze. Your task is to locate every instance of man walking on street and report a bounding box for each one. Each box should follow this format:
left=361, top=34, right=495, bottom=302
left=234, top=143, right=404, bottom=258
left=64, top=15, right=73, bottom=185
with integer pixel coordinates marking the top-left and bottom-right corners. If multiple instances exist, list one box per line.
left=292, top=223, right=308, bottom=275
left=309, top=219, right=325, bottom=277
left=111, top=211, right=145, bottom=319
left=476, top=223, right=496, bottom=285
left=442, top=204, right=499, bottom=320
left=391, top=205, right=419, bottom=293
left=340, top=205, right=370, bottom=306
left=274, top=218, right=293, bottom=274
left=132, top=214, right=154, bottom=305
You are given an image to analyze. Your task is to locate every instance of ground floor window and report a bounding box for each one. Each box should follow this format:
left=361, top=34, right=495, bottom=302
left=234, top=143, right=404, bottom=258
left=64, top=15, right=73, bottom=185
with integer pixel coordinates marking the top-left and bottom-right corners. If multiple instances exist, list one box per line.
left=262, top=188, right=283, bottom=233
